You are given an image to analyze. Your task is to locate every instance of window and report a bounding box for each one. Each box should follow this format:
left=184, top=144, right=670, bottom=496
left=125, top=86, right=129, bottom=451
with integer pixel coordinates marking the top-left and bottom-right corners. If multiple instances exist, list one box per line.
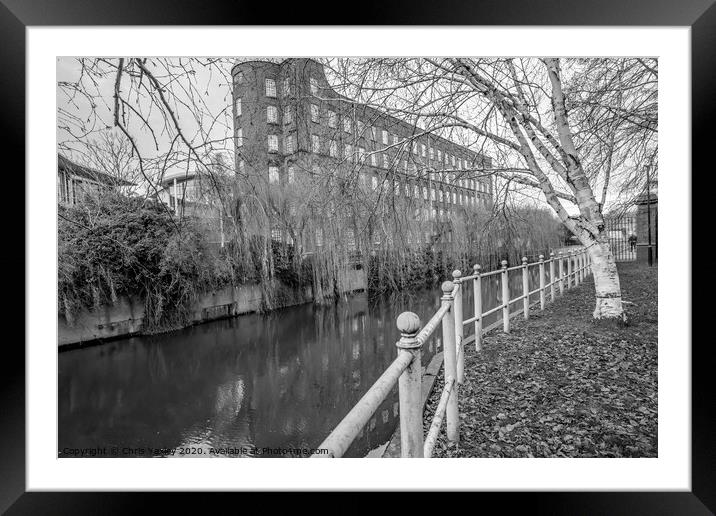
left=412, top=142, right=418, bottom=155
left=432, top=207, right=437, bottom=219
left=235, top=98, right=242, bottom=116
left=405, top=183, right=410, bottom=196
left=288, top=166, right=295, bottom=184
left=283, top=77, right=291, bottom=95
left=328, top=110, right=337, bottom=128
left=437, top=150, right=442, bottom=163
left=236, top=128, right=243, bottom=147
left=414, top=185, right=419, bottom=199
left=344, top=118, right=352, bottom=133
left=453, top=191, right=457, bottom=204
left=394, top=182, right=400, bottom=196
left=234, top=72, right=244, bottom=85
left=310, top=78, right=319, bottom=95
left=382, top=129, right=388, bottom=145
left=265, top=78, right=277, bottom=97
left=315, top=228, right=323, bottom=247
left=431, top=188, right=435, bottom=201
left=311, top=104, right=319, bottom=123
left=423, top=186, right=428, bottom=200
left=371, top=176, right=378, bottom=190
left=283, top=109, right=293, bottom=125
left=370, top=153, right=377, bottom=167
left=358, top=147, right=366, bottom=162
left=439, top=190, right=443, bottom=202
left=452, top=155, right=456, bottom=167
left=268, top=135, right=279, bottom=153
left=269, top=166, right=279, bottom=184
left=271, top=228, right=282, bottom=241
left=345, top=144, right=353, bottom=161
left=329, top=140, right=338, bottom=158
left=429, top=147, right=434, bottom=161
left=238, top=160, right=245, bottom=175
left=312, top=134, right=320, bottom=153
left=267, top=105, right=278, bottom=123
left=357, top=120, right=365, bottom=135
left=284, top=135, right=295, bottom=154
left=421, top=144, right=426, bottom=157
left=382, top=154, right=389, bottom=169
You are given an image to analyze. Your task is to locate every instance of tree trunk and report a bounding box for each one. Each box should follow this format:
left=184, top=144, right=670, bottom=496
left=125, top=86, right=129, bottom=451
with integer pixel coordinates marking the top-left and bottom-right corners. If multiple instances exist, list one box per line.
left=588, top=239, right=625, bottom=320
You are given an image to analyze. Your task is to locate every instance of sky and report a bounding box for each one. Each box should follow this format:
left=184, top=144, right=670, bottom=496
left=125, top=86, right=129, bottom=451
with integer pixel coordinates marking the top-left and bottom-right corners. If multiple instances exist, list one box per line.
left=56, top=57, right=655, bottom=216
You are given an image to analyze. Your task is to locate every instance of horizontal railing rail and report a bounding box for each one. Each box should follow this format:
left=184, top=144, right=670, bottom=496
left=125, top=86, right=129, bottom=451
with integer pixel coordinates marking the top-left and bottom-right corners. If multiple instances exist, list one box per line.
left=312, top=247, right=592, bottom=458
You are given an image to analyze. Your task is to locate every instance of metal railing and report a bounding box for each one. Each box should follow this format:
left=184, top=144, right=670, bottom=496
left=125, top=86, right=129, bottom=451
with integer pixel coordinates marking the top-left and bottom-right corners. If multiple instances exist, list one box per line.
left=312, top=248, right=592, bottom=458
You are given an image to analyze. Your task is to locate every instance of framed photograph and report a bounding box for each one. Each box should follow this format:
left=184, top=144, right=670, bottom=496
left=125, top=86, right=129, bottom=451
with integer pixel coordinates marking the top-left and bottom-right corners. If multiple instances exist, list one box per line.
left=4, top=0, right=708, bottom=511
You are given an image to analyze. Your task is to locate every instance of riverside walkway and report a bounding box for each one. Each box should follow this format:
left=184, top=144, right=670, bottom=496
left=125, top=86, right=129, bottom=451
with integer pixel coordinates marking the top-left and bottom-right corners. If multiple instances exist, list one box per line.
left=422, top=263, right=657, bottom=458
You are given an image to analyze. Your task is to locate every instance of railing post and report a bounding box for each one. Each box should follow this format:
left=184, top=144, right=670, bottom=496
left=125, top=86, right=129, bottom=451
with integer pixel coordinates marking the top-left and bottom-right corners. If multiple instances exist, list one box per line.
left=584, top=250, right=588, bottom=280
left=522, top=256, right=529, bottom=319
left=452, top=270, right=464, bottom=385
left=567, top=252, right=573, bottom=289
left=573, top=252, right=579, bottom=286
left=473, top=264, right=482, bottom=352
left=577, top=250, right=583, bottom=284
left=441, top=281, right=460, bottom=443
left=539, top=254, right=546, bottom=310
left=549, top=252, right=556, bottom=302
left=395, top=311, right=424, bottom=458
left=558, top=251, right=565, bottom=295
left=501, top=260, right=510, bottom=333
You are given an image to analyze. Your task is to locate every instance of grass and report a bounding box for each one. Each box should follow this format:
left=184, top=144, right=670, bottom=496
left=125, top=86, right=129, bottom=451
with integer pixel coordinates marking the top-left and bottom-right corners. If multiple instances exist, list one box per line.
left=424, top=263, right=658, bottom=458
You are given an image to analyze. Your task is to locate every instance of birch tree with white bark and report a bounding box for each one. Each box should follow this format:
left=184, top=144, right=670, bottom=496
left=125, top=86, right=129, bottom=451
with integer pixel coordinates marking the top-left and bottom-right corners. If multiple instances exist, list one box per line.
left=325, top=57, right=657, bottom=320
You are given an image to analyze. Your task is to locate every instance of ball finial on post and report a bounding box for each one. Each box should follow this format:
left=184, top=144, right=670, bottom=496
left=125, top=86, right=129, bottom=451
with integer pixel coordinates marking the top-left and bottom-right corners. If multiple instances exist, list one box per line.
left=396, top=311, right=422, bottom=350
left=473, top=263, right=481, bottom=274
left=522, top=256, right=528, bottom=265
left=539, top=254, right=544, bottom=261
left=396, top=311, right=421, bottom=337
left=501, top=259, right=508, bottom=269
left=452, top=269, right=462, bottom=282
left=441, top=280, right=455, bottom=297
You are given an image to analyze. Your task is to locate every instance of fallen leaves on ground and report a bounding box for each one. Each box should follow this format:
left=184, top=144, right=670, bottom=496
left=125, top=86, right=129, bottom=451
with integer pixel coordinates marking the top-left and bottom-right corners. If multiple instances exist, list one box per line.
left=424, top=263, right=657, bottom=458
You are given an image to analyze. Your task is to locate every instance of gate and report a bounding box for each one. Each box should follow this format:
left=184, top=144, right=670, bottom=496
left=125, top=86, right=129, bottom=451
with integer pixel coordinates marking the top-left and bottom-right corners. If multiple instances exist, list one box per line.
left=605, top=214, right=637, bottom=262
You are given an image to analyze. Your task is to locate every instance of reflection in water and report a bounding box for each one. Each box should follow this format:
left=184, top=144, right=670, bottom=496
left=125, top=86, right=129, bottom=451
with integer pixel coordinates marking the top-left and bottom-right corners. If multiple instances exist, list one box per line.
left=58, top=266, right=549, bottom=458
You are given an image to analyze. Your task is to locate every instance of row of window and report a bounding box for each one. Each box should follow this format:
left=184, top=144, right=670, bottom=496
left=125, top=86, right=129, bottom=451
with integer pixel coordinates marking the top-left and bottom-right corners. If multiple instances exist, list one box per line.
left=309, top=135, right=489, bottom=191
left=236, top=99, right=293, bottom=126
left=263, top=164, right=488, bottom=207
left=308, top=105, right=481, bottom=173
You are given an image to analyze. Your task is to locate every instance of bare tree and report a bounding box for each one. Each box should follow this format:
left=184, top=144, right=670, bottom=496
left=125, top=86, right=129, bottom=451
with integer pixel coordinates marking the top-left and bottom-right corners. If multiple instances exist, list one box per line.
left=325, top=57, right=658, bottom=320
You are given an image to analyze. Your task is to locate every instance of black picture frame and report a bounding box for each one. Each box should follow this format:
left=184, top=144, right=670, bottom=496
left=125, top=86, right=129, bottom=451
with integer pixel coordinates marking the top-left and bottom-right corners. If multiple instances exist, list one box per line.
left=3, top=0, right=708, bottom=512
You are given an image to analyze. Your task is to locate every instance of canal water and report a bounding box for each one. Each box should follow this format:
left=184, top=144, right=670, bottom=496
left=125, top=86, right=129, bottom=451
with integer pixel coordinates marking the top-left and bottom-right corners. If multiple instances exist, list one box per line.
left=58, top=260, right=557, bottom=458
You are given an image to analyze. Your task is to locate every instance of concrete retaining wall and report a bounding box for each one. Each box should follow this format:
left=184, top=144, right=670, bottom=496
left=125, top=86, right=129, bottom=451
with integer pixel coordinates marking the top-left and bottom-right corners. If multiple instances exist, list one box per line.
left=59, top=268, right=367, bottom=347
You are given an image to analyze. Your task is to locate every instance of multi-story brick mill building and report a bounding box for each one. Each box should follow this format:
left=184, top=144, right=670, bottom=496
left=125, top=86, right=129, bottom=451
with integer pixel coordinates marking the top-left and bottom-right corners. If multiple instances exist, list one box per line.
left=231, top=58, right=493, bottom=252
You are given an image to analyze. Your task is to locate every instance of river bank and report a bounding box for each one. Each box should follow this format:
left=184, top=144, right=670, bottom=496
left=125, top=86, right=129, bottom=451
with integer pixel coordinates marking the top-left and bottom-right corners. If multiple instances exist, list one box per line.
left=422, top=263, right=658, bottom=458
left=58, top=269, right=367, bottom=347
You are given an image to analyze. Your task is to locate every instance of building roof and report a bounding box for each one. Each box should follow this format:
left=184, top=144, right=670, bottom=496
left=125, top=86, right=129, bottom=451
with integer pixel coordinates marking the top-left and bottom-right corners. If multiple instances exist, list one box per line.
left=159, top=168, right=200, bottom=186
left=58, top=154, right=134, bottom=186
